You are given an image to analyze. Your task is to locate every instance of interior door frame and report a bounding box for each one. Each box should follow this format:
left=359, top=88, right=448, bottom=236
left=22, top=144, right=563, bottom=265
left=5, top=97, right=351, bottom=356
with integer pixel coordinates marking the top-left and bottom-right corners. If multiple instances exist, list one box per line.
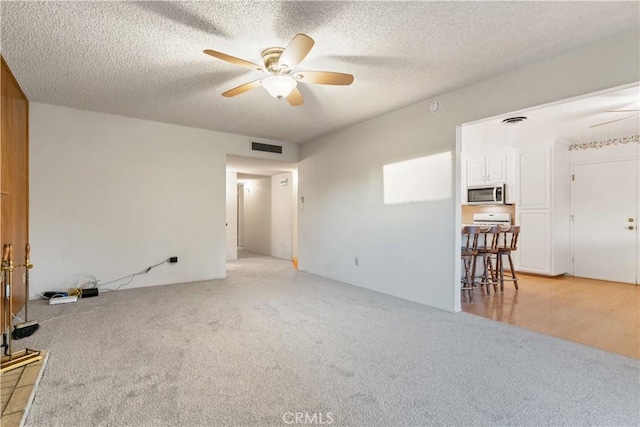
left=570, top=157, right=639, bottom=284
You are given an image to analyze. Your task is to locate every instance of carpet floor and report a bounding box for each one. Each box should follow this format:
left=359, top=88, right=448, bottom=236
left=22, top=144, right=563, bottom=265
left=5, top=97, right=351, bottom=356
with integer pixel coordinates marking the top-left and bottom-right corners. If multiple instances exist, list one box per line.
left=16, top=251, right=640, bottom=426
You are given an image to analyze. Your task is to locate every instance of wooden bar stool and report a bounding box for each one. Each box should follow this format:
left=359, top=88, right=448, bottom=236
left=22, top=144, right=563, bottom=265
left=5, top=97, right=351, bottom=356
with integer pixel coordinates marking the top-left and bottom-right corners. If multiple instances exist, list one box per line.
left=461, top=226, right=480, bottom=301
left=474, top=226, right=500, bottom=294
left=495, top=225, right=520, bottom=291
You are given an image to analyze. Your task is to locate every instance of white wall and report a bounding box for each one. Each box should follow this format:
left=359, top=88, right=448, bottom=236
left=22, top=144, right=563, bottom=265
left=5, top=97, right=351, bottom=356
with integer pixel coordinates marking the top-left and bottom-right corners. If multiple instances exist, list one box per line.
left=237, top=184, right=245, bottom=248
left=568, top=140, right=638, bottom=164
left=271, top=172, right=293, bottom=260
left=29, top=104, right=298, bottom=297
left=298, top=29, right=640, bottom=312
left=242, top=177, right=272, bottom=255
left=226, top=171, right=238, bottom=260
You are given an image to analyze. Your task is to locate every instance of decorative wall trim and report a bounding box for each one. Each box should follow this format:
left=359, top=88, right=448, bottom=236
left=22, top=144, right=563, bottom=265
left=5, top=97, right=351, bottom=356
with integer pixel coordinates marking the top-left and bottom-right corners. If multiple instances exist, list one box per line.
left=568, top=134, right=640, bottom=151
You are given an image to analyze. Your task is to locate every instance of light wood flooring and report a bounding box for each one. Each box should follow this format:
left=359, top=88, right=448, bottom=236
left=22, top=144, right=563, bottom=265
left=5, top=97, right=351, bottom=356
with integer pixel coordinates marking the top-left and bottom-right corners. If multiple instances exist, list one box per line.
left=462, top=274, right=640, bottom=359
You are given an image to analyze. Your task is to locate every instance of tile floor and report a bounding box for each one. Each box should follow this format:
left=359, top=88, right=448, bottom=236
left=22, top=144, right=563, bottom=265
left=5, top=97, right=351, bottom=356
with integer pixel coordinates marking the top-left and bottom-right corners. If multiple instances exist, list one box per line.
left=1, top=351, right=47, bottom=427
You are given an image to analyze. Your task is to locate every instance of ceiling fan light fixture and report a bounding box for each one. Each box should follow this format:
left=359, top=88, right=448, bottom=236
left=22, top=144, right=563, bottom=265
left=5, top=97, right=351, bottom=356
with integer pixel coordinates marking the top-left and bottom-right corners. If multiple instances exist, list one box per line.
left=262, top=76, right=297, bottom=99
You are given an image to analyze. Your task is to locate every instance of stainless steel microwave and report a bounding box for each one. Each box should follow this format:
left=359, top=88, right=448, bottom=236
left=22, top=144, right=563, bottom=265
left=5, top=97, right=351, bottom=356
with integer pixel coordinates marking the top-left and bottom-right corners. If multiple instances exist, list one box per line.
left=467, top=184, right=506, bottom=205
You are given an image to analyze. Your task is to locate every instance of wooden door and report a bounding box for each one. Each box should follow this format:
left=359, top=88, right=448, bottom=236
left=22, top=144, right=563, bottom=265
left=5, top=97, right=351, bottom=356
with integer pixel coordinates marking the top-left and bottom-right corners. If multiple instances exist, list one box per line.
left=1, top=56, right=29, bottom=331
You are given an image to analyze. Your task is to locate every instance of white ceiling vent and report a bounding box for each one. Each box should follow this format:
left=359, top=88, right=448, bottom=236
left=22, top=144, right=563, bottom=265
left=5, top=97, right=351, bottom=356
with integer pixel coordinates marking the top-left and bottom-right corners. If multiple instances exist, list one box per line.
left=501, top=116, right=528, bottom=125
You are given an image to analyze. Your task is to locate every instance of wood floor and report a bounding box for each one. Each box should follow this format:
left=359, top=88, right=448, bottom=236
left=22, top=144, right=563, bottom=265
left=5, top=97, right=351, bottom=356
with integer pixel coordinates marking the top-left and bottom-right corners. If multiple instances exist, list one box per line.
left=462, top=274, right=640, bottom=359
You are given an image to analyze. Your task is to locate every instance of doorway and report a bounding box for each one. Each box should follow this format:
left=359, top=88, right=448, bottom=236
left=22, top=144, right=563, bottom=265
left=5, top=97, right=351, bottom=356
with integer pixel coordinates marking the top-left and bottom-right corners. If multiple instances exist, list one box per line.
left=571, top=159, right=638, bottom=284
left=458, top=83, right=640, bottom=358
left=226, top=155, right=298, bottom=265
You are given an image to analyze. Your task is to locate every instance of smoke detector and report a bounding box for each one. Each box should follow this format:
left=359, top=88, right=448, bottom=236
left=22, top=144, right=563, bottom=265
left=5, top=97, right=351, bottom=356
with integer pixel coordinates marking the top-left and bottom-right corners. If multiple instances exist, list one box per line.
left=501, top=116, right=528, bottom=125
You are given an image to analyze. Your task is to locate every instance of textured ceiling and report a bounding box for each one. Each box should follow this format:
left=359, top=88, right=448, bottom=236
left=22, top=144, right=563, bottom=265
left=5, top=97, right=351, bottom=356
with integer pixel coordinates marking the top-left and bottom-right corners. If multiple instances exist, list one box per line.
left=1, top=1, right=639, bottom=144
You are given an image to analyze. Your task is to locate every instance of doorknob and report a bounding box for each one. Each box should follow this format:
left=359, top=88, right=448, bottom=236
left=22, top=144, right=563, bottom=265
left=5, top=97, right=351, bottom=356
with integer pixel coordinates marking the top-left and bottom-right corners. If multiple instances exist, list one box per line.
left=628, top=218, right=635, bottom=222
left=629, top=226, right=636, bottom=230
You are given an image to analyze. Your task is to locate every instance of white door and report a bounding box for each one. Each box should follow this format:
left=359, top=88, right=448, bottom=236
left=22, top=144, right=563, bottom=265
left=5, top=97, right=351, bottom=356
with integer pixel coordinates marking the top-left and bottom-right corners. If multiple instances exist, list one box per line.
left=572, top=160, right=638, bottom=284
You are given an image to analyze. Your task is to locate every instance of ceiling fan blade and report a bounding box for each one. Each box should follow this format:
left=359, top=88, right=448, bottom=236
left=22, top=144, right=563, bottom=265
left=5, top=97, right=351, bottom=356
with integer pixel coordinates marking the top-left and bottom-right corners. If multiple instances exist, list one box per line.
left=204, top=49, right=263, bottom=71
left=286, top=88, right=304, bottom=107
left=278, top=34, right=314, bottom=70
left=222, top=79, right=263, bottom=97
left=589, top=114, right=640, bottom=128
left=294, top=71, right=354, bottom=86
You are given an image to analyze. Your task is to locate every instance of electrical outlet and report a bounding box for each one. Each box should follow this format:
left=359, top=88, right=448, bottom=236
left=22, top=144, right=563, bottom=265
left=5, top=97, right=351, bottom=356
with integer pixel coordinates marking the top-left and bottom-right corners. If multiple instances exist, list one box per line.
left=169, top=256, right=178, bottom=263
left=355, top=257, right=359, bottom=266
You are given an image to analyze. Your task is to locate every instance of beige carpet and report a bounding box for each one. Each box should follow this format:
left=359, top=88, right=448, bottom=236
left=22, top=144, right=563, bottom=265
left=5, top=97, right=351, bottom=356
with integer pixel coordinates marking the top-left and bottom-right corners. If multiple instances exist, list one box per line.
left=14, top=251, right=640, bottom=426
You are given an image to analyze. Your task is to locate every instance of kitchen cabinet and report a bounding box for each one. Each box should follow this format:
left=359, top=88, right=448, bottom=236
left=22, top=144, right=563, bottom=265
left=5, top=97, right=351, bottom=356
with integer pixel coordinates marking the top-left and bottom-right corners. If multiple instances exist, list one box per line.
left=465, top=153, right=507, bottom=186
left=518, top=143, right=552, bottom=209
left=463, top=150, right=516, bottom=204
left=514, top=139, right=570, bottom=276
left=517, top=211, right=551, bottom=273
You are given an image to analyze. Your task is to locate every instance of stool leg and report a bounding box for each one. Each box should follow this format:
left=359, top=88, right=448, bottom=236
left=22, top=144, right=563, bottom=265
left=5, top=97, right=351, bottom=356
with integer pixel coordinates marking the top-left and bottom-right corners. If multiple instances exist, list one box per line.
left=490, top=254, right=498, bottom=293
left=469, top=256, right=478, bottom=302
left=462, top=256, right=473, bottom=302
left=507, top=252, right=519, bottom=290
left=484, top=256, right=492, bottom=295
left=499, top=253, right=505, bottom=292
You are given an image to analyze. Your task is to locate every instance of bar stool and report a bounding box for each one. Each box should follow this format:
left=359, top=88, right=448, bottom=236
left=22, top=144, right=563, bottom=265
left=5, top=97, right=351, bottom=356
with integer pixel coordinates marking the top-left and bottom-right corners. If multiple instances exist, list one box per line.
left=495, top=225, right=520, bottom=291
left=461, top=226, right=480, bottom=301
left=474, top=226, right=500, bottom=294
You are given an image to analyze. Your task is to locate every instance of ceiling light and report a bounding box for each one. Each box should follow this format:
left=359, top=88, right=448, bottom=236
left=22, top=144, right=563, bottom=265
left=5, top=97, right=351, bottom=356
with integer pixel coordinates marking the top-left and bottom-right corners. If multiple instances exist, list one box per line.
left=261, top=76, right=297, bottom=99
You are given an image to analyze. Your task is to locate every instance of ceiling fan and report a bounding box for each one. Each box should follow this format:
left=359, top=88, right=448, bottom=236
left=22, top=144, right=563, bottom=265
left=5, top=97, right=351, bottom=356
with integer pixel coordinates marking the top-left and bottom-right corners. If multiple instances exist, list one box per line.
left=590, top=108, right=640, bottom=128
left=204, top=34, right=354, bottom=107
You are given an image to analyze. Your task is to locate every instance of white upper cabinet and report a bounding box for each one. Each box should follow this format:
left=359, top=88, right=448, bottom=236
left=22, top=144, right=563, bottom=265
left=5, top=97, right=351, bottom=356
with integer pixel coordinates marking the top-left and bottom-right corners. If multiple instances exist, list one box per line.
left=485, top=154, right=508, bottom=184
left=466, top=158, right=486, bottom=187
left=518, top=143, right=552, bottom=209
left=465, top=154, right=507, bottom=187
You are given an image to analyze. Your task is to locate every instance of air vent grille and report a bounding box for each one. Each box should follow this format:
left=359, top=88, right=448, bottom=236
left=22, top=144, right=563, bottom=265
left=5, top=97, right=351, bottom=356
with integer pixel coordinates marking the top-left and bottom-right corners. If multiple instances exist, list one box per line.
left=501, top=116, right=528, bottom=125
left=251, top=142, right=283, bottom=154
